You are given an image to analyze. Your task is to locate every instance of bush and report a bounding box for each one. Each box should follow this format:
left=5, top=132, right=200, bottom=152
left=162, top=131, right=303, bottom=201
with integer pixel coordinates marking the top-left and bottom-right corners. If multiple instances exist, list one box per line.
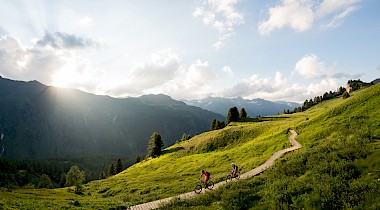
left=342, top=91, right=350, bottom=99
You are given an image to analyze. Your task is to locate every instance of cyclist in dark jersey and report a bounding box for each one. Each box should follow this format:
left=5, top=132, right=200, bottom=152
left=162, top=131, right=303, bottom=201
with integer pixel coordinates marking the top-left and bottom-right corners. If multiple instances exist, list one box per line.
left=231, top=163, right=238, bottom=178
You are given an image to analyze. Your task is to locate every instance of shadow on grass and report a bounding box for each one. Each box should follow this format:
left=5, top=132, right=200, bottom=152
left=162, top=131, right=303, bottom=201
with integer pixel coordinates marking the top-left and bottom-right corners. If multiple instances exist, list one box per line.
left=238, top=116, right=289, bottom=123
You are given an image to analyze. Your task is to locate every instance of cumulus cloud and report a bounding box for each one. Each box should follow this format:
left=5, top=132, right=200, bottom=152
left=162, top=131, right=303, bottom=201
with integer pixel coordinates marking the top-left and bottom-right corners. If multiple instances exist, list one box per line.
left=221, top=71, right=285, bottom=98
left=258, top=0, right=362, bottom=35
left=0, top=33, right=102, bottom=91
left=258, top=0, right=314, bottom=35
left=222, top=66, right=234, bottom=76
left=78, top=16, right=94, bottom=27
left=128, top=50, right=181, bottom=89
left=193, top=0, right=244, bottom=50
left=151, top=59, right=217, bottom=99
left=220, top=70, right=340, bottom=102
left=106, top=50, right=182, bottom=96
left=36, top=32, right=96, bottom=49
left=185, top=60, right=216, bottom=89
left=0, top=35, right=63, bottom=83
left=294, top=54, right=329, bottom=80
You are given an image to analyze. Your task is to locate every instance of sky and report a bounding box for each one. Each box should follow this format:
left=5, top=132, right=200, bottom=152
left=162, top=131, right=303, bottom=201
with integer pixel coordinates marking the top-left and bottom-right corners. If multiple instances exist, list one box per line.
left=0, top=0, right=379, bottom=103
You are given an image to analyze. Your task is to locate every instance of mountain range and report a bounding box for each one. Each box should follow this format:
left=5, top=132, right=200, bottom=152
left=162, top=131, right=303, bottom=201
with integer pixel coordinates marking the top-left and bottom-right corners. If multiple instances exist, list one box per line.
left=0, top=76, right=224, bottom=160
left=184, top=96, right=300, bottom=117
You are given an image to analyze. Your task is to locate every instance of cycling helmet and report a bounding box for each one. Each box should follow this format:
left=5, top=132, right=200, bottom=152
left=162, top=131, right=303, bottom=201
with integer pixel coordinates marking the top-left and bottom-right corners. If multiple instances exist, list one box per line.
left=231, top=163, right=236, bottom=166
left=201, top=169, right=204, bottom=173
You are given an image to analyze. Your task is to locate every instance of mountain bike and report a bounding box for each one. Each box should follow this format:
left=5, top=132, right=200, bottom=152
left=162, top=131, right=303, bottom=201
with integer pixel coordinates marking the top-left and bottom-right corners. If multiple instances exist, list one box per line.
left=194, top=179, right=214, bottom=194
left=225, top=171, right=239, bottom=182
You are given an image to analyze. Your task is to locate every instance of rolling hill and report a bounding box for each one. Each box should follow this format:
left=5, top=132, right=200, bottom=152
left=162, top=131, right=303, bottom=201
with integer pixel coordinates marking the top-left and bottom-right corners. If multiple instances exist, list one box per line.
left=0, top=83, right=379, bottom=209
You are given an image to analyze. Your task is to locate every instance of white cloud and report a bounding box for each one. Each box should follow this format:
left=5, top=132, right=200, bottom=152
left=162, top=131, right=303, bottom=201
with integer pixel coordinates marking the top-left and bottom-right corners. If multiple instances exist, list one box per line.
left=0, top=33, right=103, bottom=92
left=144, top=59, right=217, bottom=99
left=273, top=71, right=287, bottom=88
left=220, top=72, right=282, bottom=98
left=129, top=50, right=181, bottom=89
left=315, top=0, right=361, bottom=18
left=220, top=72, right=340, bottom=102
left=258, top=0, right=362, bottom=35
left=305, top=78, right=339, bottom=96
left=321, top=6, right=358, bottom=30
left=222, top=66, right=234, bottom=76
left=78, top=16, right=94, bottom=27
left=0, top=35, right=64, bottom=83
left=107, top=50, right=182, bottom=96
left=193, top=0, right=244, bottom=50
left=294, top=54, right=328, bottom=80
left=258, top=0, right=314, bottom=35
left=36, top=32, right=96, bottom=49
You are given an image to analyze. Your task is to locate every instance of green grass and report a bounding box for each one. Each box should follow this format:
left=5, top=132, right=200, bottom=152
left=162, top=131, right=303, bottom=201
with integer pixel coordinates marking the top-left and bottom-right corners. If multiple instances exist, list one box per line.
left=161, top=84, right=380, bottom=209
left=1, top=84, right=379, bottom=209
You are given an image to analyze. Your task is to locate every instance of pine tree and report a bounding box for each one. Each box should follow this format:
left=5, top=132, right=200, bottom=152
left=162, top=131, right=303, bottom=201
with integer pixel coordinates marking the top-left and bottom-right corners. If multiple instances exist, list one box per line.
left=210, top=119, right=217, bottom=130
left=147, top=132, right=164, bottom=158
left=227, top=107, right=239, bottom=124
left=239, top=108, right=247, bottom=118
left=116, top=159, right=123, bottom=174
left=109, top=163, right=115, bottom=176
left=181, top=133, right=191, bottom=141
left=59, top=173, right=66, bottom=187
left=135, top=155, right=141, bottom=164
left=99, top=171, right=106, bottom=179
left=220, top=121, right=225, bottom=129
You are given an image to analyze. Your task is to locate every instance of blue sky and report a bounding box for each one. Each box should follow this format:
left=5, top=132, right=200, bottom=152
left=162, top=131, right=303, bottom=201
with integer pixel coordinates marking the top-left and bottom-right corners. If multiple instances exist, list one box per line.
left=0, top=0, right=379, bottom=102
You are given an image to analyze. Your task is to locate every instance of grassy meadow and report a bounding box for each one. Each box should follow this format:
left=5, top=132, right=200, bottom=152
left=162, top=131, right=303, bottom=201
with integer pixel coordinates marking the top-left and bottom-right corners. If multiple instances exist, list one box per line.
left=1, top=84, right=379, bottom=209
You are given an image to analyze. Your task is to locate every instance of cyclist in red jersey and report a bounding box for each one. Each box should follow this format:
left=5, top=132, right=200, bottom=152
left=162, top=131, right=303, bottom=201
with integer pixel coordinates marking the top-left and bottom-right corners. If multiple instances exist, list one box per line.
left=200, top=169, right=210, bottom=185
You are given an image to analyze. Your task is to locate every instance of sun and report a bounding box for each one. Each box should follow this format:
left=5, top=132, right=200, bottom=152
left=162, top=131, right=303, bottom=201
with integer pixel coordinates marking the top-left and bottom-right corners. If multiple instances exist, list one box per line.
left=51, top=70, right=75, bottom=88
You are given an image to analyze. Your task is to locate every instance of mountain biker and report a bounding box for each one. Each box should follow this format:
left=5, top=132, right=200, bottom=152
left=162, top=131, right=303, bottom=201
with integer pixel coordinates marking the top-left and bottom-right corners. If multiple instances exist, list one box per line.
left=200, top=169, right=210, bottom=185
left=231, top=163, right=238, bottom=178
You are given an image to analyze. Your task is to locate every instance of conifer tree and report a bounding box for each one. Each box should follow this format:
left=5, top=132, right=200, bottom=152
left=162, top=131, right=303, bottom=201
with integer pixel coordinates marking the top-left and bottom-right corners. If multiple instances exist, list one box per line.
left=116, top=159, right=123, bottom=174
left=99, top=171, right=106, bottom=179
left=147, top=132, right=164, bottom=158
left=227, top=107, right=239, bottom=124
left=210, top=119, right=217, bottom=130
left=109, top=163, right=115, bottom=176
left=239, top=108, right=247, bottom=118
left=59, top=173, right=66, bottom=187
left=135, top=155, right=141, bottom=164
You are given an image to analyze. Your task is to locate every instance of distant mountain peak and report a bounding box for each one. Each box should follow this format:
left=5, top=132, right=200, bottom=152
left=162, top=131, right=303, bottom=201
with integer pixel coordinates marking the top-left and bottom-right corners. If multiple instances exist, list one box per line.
left=183, top=97, right=300, bottom=117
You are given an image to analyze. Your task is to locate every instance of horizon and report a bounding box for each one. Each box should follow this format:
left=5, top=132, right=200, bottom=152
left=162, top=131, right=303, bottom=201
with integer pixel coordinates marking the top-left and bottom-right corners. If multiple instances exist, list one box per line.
left=0, top=0, right=379, bottom=103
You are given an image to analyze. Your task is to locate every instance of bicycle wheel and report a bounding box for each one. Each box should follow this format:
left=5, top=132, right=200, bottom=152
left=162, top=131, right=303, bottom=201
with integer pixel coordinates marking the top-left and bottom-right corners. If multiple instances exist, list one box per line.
left=194, top=184, right=202, bottom=194
left=235, top=173, right=240, bottom=180
left=206, top=181, right=214, bottom=190
left=226, top=174, right=232, bottom=182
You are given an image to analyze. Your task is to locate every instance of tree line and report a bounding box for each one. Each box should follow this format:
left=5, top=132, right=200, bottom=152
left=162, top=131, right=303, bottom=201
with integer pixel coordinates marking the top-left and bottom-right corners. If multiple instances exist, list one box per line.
left=283, top=85, right=350, bottom=115
left=210, top=107, right=247, bottom=131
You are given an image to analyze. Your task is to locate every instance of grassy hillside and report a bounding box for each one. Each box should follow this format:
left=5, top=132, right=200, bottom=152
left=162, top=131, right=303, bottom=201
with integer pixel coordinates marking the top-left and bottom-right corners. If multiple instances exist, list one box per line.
left=0, top=84, right=379, bottom=209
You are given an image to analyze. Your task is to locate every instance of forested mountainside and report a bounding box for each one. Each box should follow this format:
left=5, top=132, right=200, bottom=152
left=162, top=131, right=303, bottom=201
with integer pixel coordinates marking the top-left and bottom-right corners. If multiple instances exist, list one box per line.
left=0, top=77, right=224, bottom=160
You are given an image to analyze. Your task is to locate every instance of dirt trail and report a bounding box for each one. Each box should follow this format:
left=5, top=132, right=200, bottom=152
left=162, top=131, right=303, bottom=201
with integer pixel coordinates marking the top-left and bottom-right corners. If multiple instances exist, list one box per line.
left=129, top=130, right=301, bottom=210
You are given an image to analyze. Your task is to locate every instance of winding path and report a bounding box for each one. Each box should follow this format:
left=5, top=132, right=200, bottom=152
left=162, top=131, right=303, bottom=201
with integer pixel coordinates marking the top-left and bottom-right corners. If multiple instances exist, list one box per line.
left=129, top=130, right=301, bottom=210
